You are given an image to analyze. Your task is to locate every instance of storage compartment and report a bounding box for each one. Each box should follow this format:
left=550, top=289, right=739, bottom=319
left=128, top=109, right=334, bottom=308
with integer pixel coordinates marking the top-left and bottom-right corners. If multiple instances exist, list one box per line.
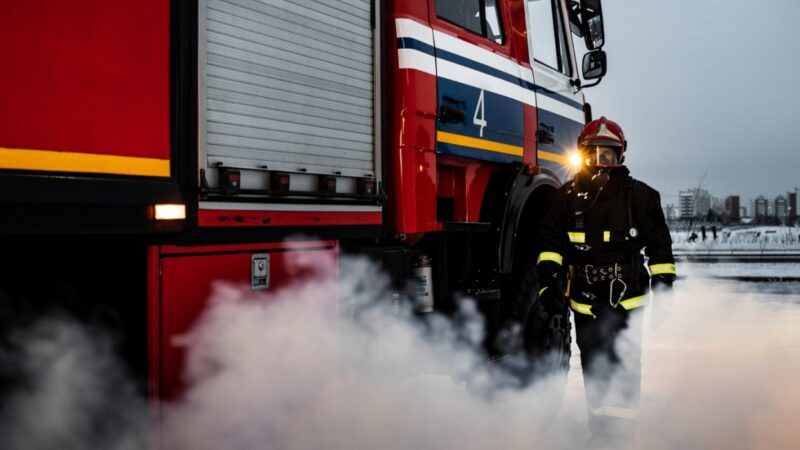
left=199, top=0, right=380, bottom=204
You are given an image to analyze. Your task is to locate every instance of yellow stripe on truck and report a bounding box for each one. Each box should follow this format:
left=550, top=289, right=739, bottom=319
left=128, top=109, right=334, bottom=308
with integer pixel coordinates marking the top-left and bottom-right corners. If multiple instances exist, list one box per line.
left=537, top=150, right=569, bottom=165
left=437, top=131, right=523, bottom=156
left=0, top=147, right=170, bottom=177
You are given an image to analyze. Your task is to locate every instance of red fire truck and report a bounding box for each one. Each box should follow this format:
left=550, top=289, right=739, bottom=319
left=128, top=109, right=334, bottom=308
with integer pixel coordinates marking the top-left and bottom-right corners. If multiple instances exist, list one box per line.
left=0, top=0, right=608, bottom=399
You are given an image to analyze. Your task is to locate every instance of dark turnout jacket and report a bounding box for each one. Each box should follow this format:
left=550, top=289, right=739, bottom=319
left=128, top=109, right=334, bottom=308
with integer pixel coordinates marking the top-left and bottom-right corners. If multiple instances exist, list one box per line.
left=536, top=166, right=676, bottom=316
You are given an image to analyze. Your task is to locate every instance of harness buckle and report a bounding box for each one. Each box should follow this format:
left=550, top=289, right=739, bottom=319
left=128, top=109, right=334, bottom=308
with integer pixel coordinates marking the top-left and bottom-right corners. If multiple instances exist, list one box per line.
left=609, top=263, right=627, bottom=308
left=583, top=264, right=595, bottom=284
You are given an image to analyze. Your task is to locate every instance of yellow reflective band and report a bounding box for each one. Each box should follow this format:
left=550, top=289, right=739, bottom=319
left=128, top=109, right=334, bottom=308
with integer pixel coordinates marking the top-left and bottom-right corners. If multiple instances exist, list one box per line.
left=650, top=263, right=677, bottom=275
left=591, top=406, right=638, bottom=421
left=537, top=150, right=569, bottom=165
left=538, top=286, right=548, bottom=297
left=437, top=131, right=523, bottom=156
left=537, top=251, right=563, bottom=265
left=570, top=299, right=596, bottom=318
left=0, top=147, right=170, bottom=177
left=603, top=231, right=611, bottom=242
left=620, top=295, right=647, bottom=310
left=567, top=231, right=586, bottom=243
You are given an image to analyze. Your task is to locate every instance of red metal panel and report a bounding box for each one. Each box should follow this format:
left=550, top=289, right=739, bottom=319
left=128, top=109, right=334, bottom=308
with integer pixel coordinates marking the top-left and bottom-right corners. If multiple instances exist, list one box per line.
left=392, top=0, right=431, bottom=20
left=159, top=240, right=337, bottom=256
left=386, top=9, right=439, bottom=234
left=154, top=241, right=339, bottom=400
left=463, top=161, right=498, bottom=222
left=197, top=210, right=382, bottom=228
left=506, top=0, right=530, bottom=66
left=438, top=156, right=499, bottom=223
left=0, top=0, right=170, bottom=161
left=395, top=145, right=440, bottom=233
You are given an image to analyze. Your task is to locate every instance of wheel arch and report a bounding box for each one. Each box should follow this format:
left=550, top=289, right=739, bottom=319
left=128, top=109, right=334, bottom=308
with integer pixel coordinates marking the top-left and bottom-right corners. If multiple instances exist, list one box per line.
left=480, top=164, right=562, bottom=275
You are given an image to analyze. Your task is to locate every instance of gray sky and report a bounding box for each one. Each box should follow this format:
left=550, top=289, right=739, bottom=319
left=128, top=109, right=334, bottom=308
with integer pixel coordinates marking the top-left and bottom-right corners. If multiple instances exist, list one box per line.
left=581, top=0, right=800, bottom=207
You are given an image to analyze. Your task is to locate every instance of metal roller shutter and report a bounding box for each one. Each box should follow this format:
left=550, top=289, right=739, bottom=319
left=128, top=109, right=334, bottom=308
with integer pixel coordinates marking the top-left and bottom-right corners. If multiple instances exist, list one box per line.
left=200, top=0, right=375, bottom=178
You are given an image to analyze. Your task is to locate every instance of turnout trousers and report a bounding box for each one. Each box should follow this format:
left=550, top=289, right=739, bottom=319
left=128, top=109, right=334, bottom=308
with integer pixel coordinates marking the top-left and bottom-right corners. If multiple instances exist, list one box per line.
left=573, top=302, right=644, bottom=441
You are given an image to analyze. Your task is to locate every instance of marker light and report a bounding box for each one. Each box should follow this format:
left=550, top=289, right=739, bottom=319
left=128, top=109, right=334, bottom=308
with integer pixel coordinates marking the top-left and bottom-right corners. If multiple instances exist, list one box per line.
left=568, top=151, right=584, bottom=170
left=154, top=204, right=186, bottom=220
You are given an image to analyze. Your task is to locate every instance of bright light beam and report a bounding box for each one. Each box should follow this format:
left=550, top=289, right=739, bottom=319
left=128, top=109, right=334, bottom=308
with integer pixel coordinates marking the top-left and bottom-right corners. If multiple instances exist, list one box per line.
left=568, top=150, right=584, bottom=171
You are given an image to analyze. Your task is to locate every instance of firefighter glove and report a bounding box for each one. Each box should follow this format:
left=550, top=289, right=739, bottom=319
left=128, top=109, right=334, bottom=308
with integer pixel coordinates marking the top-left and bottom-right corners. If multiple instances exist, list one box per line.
left=537, top=274, right=566, bottom=315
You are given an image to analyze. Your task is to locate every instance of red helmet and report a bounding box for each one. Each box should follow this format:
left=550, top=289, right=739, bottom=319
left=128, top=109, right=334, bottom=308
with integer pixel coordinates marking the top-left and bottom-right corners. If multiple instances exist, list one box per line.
left=578, top=116, right=627, bottom=167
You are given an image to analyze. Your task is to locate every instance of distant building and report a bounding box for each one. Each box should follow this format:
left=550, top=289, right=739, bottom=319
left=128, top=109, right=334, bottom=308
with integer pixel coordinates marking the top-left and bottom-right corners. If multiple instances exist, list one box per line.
left=740, top=206, right=747, bottom=218
left=754, top=195, right=768, bottom=220
left=775, top=195, right=788, bottom=222
left=664, top=204, right=677, bottom=221
left=679, top=191, right=694, bottom=219
left=724, top=195, right=740, bottom=222
left=789, top=191, right=797, bottom=225
left=679, top=188, right=711, bottom=219
left=695, top=190, right=711, bottom=217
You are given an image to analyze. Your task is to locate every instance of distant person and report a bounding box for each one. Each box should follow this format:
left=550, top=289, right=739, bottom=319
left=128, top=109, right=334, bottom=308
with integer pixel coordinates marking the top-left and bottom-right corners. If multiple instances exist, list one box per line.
left=533, top=117, right=676, bottom=445
left=688, top=231, right=698, bottom=243
left=701, top=225, right=707, bottom=241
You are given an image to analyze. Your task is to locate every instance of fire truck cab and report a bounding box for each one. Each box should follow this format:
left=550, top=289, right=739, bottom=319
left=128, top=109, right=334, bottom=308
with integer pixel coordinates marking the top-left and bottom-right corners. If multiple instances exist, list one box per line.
left=0, top=0, right=608, bottom=398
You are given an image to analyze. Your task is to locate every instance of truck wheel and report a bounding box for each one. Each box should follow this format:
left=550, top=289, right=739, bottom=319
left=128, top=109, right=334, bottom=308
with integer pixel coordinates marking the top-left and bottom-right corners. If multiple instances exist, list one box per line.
left=505, top=261, right=572, bottom=386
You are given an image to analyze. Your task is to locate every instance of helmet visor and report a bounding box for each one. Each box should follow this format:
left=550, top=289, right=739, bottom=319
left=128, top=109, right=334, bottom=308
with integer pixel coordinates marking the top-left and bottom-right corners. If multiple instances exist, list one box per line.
left=584, top=145, right=621, bottom=167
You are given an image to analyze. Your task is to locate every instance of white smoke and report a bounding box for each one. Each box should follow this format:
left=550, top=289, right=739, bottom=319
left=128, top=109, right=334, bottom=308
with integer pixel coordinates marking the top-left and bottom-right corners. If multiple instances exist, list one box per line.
left=0, top=316, right=147, bottom=450
left=159, top=253, right=569, bottom=450
left=635, top=267, right=800, bottom=450
left=1, top=256, right=799, bottom=450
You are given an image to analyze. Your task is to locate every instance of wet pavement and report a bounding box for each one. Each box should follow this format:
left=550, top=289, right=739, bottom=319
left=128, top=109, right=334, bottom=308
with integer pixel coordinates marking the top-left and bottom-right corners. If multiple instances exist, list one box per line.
left=555, top=262, right=800, bottom=449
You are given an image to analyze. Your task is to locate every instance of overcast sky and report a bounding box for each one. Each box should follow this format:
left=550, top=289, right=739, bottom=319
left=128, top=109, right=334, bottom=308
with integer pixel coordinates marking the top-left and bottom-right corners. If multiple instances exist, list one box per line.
left=580, top=0, right=800, bottom=207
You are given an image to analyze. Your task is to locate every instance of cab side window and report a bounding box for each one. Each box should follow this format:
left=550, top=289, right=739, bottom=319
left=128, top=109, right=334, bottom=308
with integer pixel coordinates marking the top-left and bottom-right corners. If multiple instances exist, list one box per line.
left=436, top=0, right=505, bottom=44
left=527, top=0, right=572, bottom=76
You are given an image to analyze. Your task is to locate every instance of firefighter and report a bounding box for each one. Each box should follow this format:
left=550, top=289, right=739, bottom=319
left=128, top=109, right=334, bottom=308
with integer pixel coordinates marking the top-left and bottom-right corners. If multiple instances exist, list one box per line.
left=535, top=116, right=676, bottom=444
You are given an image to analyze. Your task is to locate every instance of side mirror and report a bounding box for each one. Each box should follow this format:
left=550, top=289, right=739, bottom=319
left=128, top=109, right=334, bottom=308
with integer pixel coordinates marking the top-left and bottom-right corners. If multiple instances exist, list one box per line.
left=581, top=0, right=604, bottom=50
left=582, top=50, right=606, bottom=80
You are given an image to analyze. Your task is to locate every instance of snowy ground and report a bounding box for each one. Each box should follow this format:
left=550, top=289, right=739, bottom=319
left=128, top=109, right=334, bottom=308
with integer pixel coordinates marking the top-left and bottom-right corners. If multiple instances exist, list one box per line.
left=556, top=262, right=800, bottom=449
left=671, top=225, right=800, bottom=251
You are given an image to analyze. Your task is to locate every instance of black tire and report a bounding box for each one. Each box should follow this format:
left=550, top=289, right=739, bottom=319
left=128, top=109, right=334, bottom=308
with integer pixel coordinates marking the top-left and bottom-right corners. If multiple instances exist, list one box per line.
left=497, top=261, right=572, bottom=387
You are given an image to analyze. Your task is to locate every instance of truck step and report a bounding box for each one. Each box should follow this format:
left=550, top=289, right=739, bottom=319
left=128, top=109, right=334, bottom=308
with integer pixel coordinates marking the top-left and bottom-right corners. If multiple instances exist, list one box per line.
left=464, top=288, right=502, bottom=302
left=441, top=221, right=493, bottom=233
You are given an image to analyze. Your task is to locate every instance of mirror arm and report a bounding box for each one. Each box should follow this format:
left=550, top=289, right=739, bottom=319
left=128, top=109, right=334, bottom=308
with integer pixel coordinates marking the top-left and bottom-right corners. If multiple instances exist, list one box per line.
left=581, top=77, right=603, bottom=89
left=570, top=77, right=583, bottom=92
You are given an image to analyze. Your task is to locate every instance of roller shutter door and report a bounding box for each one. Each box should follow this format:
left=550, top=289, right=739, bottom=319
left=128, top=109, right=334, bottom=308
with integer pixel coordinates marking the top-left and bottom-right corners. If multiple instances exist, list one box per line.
left=200, top=0, right=375, bottom=178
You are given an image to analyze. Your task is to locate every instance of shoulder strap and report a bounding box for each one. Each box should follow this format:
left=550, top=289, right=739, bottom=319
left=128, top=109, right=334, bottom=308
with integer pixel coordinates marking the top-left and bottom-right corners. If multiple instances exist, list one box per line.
left=626, top=177, right=637, bottom=234
left=625, top=177, right=641, bottom=292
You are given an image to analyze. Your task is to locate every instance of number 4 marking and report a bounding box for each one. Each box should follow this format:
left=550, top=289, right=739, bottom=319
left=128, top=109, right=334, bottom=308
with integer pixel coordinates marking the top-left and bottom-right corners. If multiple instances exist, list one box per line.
left=473, top=89, right=487, bottom=137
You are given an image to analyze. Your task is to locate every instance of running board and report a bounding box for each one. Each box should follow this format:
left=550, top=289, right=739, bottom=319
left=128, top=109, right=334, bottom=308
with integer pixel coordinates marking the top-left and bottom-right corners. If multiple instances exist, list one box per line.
left=441, top=221, right=493, bottom=233
left=464, top=288, right=502, bottom=302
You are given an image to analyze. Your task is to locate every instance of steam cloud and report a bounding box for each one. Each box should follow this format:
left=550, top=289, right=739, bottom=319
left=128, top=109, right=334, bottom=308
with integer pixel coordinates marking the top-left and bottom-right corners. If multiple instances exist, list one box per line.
left=1, top=255, right=798, bottom=450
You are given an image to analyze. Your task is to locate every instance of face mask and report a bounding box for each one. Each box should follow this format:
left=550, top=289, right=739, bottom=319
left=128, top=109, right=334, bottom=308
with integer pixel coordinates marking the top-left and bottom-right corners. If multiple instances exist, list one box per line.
left=584, top=145, right=621, bottom=167
left=590, top=168, right=610, bottom=187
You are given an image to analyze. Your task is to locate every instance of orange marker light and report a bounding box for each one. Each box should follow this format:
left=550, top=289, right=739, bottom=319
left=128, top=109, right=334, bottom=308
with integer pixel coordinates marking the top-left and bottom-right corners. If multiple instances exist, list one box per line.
left=154, top=204, right=186, bottom=220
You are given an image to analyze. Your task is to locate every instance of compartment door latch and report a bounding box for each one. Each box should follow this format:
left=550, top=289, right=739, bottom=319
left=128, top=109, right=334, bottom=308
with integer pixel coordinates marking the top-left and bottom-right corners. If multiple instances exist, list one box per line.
left=251, top=254, right=270, bottom=291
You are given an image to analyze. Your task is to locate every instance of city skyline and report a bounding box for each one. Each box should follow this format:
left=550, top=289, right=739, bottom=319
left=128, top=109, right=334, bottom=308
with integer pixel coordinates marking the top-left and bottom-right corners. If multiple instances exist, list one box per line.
left=582, top=0, right=800, bottom=201
left=668, top=187, right=797, bottom=224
